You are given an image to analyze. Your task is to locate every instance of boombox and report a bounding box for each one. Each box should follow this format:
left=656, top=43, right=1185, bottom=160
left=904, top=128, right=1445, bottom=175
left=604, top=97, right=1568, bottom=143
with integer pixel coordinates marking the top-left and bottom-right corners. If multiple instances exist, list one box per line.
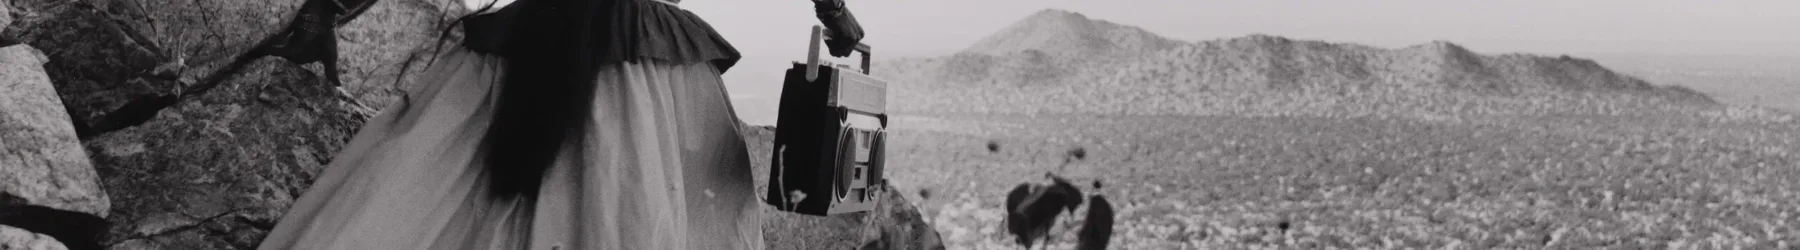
left=765, top=25, right=888, bottom=216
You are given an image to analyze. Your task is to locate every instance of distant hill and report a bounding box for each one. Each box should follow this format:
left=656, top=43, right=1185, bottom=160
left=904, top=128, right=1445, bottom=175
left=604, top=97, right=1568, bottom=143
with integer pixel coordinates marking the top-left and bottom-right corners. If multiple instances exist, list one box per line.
left=962, top=9, right=1182, bottom=58
left=1582, top=53, right=1800, bottom=113
left=876, top=9, right=1723, bottom=119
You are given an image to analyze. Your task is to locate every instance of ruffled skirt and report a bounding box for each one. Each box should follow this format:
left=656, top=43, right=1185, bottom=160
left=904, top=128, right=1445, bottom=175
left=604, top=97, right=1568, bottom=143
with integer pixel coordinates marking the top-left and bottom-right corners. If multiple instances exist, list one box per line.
left=255, top=46, right=763, bottom=249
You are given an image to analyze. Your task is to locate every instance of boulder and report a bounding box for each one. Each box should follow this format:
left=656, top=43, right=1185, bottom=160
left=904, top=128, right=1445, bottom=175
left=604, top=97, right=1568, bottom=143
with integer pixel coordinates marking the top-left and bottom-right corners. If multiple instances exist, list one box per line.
left=83, top=57, right=368, bottom=249
left=1, top=0, right=175, bottom=134
left=0, top=44, right=111, bottom=217
left=0, top=225, right=68, bottom=250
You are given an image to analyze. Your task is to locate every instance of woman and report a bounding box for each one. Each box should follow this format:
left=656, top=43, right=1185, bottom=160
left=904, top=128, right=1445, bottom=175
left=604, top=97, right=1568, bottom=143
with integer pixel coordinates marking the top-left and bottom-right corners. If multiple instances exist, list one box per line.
left=255, top=0, right=862, bottom=249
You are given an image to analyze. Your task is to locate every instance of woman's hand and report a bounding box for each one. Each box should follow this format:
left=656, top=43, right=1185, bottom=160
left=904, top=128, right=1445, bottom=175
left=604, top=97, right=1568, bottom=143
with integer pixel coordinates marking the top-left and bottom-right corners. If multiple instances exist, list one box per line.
left=464, top=0, right=516, bottom=14
left=812, top=0, right=844, bottom=14
left=811, top=0, right=863, bottom=57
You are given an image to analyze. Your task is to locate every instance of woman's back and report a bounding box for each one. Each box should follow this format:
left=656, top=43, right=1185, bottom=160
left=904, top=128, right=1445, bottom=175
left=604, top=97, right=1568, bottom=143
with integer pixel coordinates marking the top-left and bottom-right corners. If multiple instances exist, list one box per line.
left=258, top=0, right=761, bottom=249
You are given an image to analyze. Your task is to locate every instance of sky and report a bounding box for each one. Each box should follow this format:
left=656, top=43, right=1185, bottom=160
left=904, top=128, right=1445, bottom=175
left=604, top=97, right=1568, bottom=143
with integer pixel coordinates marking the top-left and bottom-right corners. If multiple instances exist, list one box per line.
left=469, top=0, right=1800, bottom=125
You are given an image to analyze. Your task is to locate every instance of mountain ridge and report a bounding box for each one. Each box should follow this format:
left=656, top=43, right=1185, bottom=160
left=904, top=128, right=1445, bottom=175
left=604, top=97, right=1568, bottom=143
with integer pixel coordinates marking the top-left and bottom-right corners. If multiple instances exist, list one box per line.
left=962, top=9, right=1183, bottom=57
left=876, top=9, right=1730, bottom=120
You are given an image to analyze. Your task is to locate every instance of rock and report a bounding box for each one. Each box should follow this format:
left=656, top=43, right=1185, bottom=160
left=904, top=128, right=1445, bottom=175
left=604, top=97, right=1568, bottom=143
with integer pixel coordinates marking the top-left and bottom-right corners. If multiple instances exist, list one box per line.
left=101, top=0, right=297, bottom=51
left=0, top=44, right=111, bottom=217
left=1, top=0, right=13, bottom=34
left=335, top=0, right=467, bottom=108
left=71, top=0, right=301, bottom=81
left=759, top=185, right=946, bottom=250
left=4, top=0, right=462, bottom=248
left=83, top=57, right=368, bottom=249
left=852, top=187, right=948, bottom=250
left=71, top=0, right=466, bottom=110
left=743, top=126, right=947, bottom=249
left=1, top=192, right=107, bottom=250
left=2, top=1, right=175, bottom=133
left=0, top=225, right=68, bottom=250
left=1, top=0, right=394, bottom=137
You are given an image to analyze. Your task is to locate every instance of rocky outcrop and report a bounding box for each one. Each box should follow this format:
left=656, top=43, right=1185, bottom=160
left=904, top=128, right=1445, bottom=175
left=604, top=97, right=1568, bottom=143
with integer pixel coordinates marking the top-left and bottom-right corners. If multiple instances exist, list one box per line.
left=744, top=126, right=947, bottom=249
left=849, top=186, right=947, bottom=250
left=759, top=185, right=946, bottom=250
left=1, top=0, right=459, bottom=138
left=1, top=44, right=110, bottom=250
left=1, top=0, right=458, bottom=244
left=1, top=1, right=438, bottom=248
left=0, top=44, right=111, bottom=250
left=2, top=0, right=177, bottom=135
left=0, top=44, right=110, bottom=218
left=0, top=225, right=68, bottom=250
left=84, top=57, right=368, bottom=249
left=72, top=0, right=299, bottom=70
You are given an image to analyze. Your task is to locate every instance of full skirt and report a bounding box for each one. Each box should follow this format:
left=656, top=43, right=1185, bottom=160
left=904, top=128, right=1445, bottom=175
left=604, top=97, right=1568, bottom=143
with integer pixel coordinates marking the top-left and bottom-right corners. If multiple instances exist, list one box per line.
left=256, top=47, right=763, bottom=250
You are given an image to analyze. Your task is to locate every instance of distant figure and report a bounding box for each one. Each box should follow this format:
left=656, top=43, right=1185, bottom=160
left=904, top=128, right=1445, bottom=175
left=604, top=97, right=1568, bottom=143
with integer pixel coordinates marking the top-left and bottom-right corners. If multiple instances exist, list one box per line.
left=1005, top=184, right=1034, bottom=229
left=988, top=141, right=1001, bottom=153
left=1076, top=180, right=1114, bottom=250
left=1045, top=173, right=1084, bottom=211
left=1003, top=173, right=1085, bottom=249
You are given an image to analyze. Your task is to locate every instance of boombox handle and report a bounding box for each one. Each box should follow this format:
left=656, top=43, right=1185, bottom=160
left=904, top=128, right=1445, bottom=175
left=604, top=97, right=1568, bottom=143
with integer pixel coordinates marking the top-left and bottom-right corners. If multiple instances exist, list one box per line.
left=806, top=25, right=872, bottom=82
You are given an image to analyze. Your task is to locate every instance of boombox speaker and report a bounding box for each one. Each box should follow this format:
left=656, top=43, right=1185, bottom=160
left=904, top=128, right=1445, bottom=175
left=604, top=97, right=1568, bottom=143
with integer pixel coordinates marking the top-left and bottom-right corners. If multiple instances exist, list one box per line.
left=765, top=25, right=887, bottom=216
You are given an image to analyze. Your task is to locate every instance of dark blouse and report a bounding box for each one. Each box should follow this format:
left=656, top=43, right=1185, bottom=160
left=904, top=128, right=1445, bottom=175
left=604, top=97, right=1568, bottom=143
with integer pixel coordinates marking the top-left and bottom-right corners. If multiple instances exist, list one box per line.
left=460, top=0, right=743, bottom=72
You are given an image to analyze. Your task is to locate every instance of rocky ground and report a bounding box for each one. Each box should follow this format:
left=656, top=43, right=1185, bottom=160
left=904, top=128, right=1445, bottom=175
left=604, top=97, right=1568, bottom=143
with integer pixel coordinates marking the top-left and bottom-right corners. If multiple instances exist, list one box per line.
left=886, top=112, right=1799, bottom=249
left=862, top=10, right=1800, bottom=249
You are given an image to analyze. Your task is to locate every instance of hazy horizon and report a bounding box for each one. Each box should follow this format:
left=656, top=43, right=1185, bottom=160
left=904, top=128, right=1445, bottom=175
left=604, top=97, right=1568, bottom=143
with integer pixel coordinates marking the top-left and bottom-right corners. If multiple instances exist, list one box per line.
left=677, top=0, right=1800, bottom=125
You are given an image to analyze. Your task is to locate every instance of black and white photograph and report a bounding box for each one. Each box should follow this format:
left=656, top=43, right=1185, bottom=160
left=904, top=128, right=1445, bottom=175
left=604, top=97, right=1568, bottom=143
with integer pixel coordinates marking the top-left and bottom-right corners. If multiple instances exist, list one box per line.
left=1, top=0, right=1796, bottom=249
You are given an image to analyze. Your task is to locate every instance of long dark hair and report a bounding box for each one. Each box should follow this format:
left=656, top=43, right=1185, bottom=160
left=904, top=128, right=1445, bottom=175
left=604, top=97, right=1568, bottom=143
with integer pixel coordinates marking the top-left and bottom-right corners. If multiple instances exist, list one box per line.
left=425, top=0, right=617, bottom=198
